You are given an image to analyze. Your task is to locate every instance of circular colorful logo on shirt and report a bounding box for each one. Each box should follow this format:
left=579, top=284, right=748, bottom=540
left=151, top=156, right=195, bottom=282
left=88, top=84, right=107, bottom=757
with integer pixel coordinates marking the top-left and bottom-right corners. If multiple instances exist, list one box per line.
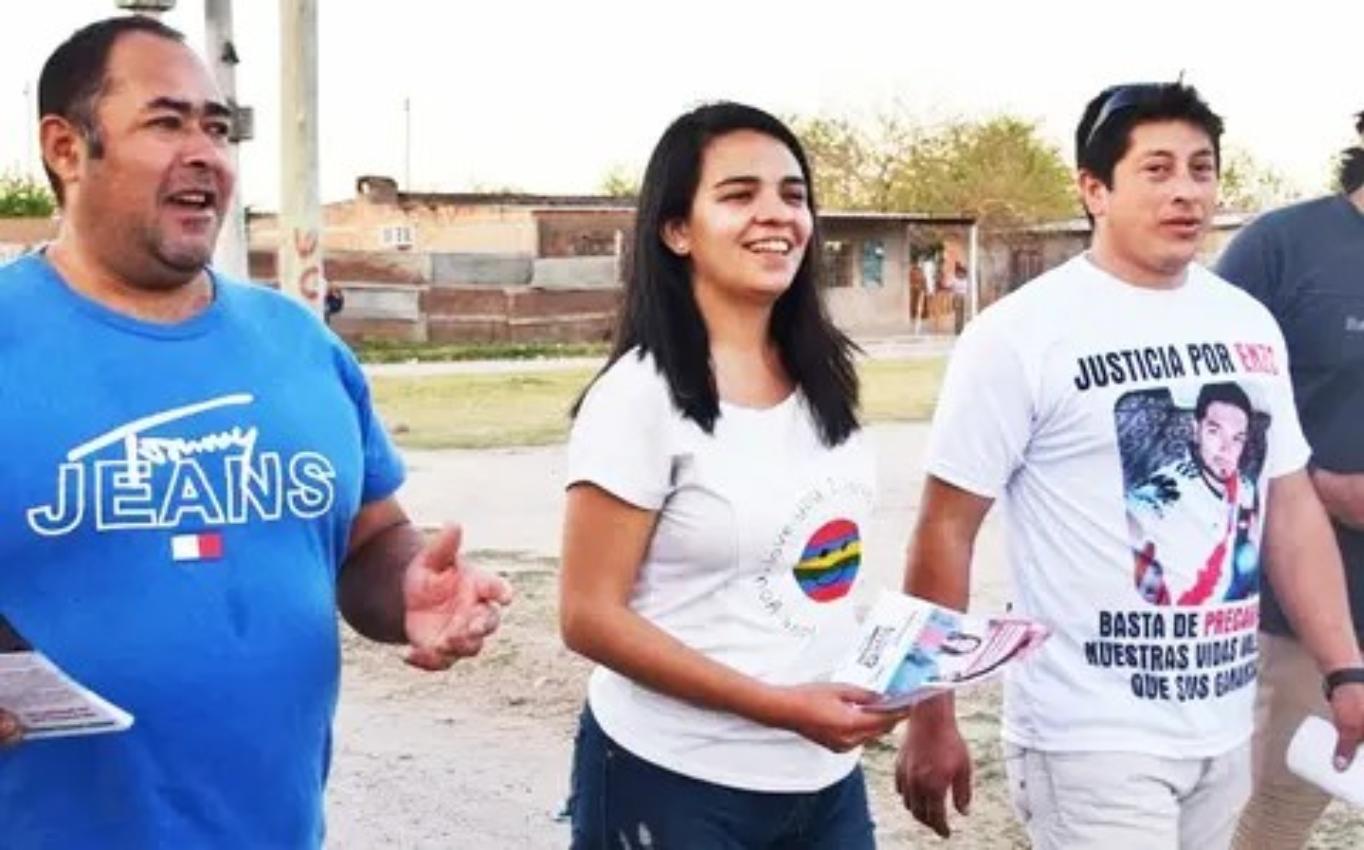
left=794, top=519, right=861, bottom=602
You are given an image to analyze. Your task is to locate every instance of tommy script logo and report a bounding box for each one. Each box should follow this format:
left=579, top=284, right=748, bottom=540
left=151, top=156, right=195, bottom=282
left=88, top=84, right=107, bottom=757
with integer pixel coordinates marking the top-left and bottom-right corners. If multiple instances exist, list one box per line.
left=26, top=394, right=337, bottom=539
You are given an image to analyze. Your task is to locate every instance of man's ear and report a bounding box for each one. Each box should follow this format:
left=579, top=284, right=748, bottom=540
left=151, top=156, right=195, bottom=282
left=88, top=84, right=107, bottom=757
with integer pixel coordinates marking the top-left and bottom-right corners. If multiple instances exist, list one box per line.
left=40, top=115, right=85, bottom=200
left=661, top=218, right=690, bottom=257
left=1077, top=169, right=1109, bottom=220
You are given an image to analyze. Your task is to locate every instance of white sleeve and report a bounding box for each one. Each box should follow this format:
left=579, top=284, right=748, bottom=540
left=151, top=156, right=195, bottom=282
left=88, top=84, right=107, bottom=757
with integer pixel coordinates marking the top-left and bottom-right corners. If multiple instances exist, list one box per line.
left=566, top=354, right=674, bottom=510
left=1264, top=323, right=1312, bottom=478
left=924, top=314, right=1035, bottom=499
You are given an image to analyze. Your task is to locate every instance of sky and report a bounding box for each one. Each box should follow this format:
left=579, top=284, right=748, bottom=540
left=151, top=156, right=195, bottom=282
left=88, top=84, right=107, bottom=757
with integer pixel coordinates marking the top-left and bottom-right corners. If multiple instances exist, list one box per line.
left=2, top=1, right=1359, bottom=211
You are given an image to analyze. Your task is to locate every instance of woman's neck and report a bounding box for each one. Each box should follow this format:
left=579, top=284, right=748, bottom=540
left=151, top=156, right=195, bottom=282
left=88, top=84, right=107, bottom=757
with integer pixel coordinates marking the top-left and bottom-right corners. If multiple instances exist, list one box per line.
left=693, top=279, right=791, bottom=407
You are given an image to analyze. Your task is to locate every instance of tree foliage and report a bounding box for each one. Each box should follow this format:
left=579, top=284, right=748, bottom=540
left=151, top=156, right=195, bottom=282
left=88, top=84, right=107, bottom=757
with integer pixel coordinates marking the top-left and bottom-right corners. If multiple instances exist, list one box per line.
left=788, top=111, right=1077, bottom=226
left=0, top=174, right=56, bottom=218
left=1218, top=146, right=1303, bottom=213
left=597, top=164, right=640, bottom=198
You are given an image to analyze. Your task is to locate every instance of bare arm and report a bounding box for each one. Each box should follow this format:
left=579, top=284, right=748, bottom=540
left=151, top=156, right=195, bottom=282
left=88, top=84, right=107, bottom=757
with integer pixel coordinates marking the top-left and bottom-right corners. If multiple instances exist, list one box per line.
left=902, top=477, right=991, bottom=611
left=337, top=497, right=512, bottom=668
left=1310, top=468, right=1364, bottom=532
left=1264, top=469, right=1364, bottom=766
left=337, top=497, right=423, bottom=642
left=559, top=483, right=898, bottom=752
left=1264, top=471, right=1361, bottom=673
left=896, top=476, right=994, bottom=838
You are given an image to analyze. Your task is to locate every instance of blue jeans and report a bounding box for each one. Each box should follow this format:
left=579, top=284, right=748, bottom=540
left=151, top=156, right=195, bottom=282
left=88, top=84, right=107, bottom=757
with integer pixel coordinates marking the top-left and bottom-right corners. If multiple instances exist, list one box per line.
left=567, top=706, right=876, bottom=850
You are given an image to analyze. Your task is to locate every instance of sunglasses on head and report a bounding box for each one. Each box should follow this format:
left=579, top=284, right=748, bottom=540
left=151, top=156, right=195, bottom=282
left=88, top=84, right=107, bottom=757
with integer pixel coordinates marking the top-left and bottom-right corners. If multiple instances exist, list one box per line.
left=1083, top=83, right=1170, bottom=151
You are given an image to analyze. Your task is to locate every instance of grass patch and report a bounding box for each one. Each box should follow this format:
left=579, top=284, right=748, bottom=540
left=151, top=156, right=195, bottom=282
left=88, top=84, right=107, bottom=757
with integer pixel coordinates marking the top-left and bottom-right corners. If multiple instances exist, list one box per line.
left=355, top=339, right=608, bottom=364
left=372, top=357, right=946, bottom=449
left=371, top=368, right=598, bottom=449
left=859, top=357, right=948, bottom=423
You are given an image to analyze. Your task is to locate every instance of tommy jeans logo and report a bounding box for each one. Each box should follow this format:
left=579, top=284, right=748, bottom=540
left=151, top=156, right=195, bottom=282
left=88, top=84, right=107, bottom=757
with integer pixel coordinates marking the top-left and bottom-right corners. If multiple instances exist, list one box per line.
left=25, top=394, right=337, bottom=541
left=1347, top=316, right=1364, bottom=333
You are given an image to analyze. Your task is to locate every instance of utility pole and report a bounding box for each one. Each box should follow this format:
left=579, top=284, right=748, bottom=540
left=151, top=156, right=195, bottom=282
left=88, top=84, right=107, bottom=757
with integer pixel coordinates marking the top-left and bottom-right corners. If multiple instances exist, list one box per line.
left=114, top=0, right=175, bottom=17
left=22, top=83, right=35, bottom=177
left=204, top=0, right=249, bottom=280
left=968, top=220, right=980, bottom=321
left=278, top=0, right=324, bottom=313
left=403, top=96, right=411, bottom=190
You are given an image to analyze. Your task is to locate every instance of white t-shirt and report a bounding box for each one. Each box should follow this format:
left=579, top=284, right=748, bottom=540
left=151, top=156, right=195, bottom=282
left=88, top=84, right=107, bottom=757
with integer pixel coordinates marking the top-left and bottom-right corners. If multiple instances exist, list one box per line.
left=566, top=350, right=876, bottom=791
left=926, top=255, right=1309, bottom=758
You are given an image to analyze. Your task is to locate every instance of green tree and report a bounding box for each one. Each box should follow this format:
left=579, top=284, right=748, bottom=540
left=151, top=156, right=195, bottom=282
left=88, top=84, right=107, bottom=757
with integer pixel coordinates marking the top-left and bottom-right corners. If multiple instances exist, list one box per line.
left=1218, top=147, right=1303, bottom=213
left=893, top=117, right=1077, bottom=226
left=598, top=164, right=640, bottom=198
left=0, top=174, right=56, bottom=218
left=791, top=109, right=1076, bottom=226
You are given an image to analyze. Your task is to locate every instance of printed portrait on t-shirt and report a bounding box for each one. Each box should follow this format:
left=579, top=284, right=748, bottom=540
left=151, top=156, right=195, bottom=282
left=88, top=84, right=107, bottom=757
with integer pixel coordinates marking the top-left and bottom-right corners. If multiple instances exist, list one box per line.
left=1115, top=381, right=1269, bottom=607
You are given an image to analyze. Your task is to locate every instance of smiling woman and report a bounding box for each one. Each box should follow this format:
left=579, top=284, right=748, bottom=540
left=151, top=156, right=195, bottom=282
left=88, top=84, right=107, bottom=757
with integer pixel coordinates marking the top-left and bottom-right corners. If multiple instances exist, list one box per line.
left=557, top=103, right=896, bottom=850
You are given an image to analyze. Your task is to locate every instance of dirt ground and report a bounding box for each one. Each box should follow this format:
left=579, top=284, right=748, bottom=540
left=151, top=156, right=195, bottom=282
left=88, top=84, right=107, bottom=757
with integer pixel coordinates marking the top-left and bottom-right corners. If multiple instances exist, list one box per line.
left=325, top=562, right=1362, bottom=849
left=325, top=561, right=1029, bottom=850
left=324, top=424, right=1362, bottom=848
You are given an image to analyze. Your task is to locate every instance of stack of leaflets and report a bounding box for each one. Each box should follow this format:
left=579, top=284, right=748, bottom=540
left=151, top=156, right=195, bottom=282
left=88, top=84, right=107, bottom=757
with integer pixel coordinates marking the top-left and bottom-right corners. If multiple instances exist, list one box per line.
left=833, top=590, right=1050, bottom=712
left=0, top=614, right=133, bottom=740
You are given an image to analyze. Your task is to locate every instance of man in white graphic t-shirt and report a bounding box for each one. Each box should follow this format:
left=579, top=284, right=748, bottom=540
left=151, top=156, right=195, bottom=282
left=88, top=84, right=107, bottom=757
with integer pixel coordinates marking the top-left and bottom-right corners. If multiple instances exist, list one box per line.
left=1127, top=382, right=1261, bottom=606
left=892, top=82, right=1364, bottom=850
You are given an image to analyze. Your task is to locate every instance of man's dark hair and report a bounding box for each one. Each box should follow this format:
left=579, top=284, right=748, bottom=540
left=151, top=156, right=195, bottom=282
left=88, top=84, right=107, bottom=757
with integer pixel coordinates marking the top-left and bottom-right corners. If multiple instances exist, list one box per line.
left=1075, top=83, right=1224, bottom=226
left=1195, top=381, right=1252, bottom=422
left=1336, top=110, right=1364, bottom=195
left=573, top=101, right=860, bottom=447
left=38, top=15, right=186, bottom=203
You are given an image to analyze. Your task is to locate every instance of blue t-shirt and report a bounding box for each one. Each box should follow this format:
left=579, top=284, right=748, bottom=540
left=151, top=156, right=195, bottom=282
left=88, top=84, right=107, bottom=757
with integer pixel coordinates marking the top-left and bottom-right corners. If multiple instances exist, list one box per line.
left=0, top=254, right=405, bottom=849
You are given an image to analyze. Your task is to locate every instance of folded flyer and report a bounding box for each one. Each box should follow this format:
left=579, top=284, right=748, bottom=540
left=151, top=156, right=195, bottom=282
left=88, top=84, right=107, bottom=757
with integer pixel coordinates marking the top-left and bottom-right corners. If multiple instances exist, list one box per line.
left=833, top=590, right=1050, bottom=712
left=0, top=614, right=134, bottom=740
left=1286, top=715, right=1364, bottom=806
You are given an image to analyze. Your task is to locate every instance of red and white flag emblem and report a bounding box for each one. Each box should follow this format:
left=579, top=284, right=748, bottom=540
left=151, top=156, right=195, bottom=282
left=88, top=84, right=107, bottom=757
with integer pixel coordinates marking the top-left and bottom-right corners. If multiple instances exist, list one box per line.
left=170, top=532, right=224, bottom=562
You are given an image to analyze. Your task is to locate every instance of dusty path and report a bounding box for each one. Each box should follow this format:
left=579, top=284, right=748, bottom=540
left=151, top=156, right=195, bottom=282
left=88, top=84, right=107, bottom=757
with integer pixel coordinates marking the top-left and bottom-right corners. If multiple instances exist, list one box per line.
left=326, top=424, right=1360, bottom=848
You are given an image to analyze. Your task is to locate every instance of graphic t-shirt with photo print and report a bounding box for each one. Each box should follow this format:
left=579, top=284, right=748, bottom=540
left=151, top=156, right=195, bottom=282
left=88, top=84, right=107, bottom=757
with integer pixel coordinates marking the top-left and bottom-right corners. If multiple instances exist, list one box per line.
left=926, top=255, right=1309, bottom=757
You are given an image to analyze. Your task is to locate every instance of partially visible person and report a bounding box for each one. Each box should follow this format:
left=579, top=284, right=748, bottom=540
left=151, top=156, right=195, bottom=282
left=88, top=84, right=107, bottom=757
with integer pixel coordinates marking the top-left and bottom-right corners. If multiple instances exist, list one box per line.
left=324, top=283, right=345, bottom=325
left=950, top=262, right=969, bottom=333
left=893, top=82, right=1364, bottom=850
left=1221, top=110, right=1364, bottom=850
left=559, top=102, right=906, bottom=849
left=0, top=16, right=511, bottom=848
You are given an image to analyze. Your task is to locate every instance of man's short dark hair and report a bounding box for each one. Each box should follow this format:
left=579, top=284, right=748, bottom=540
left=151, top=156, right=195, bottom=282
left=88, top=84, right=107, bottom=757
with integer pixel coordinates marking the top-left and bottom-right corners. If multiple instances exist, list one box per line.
left=1075, top=83, right=1224, bottom=193
left=1337, top=110, right=1364, bottom=195
left=1195, top=381, right=1252, bottom=422
left=38, top=15, right=186, bottom=203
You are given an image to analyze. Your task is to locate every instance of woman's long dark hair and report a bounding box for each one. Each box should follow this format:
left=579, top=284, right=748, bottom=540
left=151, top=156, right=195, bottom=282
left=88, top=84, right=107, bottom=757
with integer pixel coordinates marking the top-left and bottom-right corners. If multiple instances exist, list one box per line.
left=576, top=101, right=859, bottom=447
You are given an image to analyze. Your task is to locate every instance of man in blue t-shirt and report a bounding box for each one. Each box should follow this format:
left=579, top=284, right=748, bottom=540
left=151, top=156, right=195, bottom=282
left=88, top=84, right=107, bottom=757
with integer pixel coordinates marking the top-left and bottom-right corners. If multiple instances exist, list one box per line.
left=0, top=16, right=512, bottom=849
left=1220, top=114, right=1364, bottom=850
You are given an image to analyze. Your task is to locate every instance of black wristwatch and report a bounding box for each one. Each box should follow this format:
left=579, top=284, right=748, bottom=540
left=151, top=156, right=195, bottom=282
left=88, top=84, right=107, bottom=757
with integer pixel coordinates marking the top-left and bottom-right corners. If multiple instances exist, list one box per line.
left=1323, top=667, right=1364, bottom=700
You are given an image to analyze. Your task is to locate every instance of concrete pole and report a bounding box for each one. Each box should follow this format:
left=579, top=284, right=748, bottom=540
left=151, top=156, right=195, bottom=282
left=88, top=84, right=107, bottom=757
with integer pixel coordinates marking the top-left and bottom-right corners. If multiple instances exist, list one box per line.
left=277, top=0, right=324, bottom=313
left=22, top=83, right=35, bottom=177
left=205, top=0, right=248, bottom=280
left=968, top=221, right=980, bottom=321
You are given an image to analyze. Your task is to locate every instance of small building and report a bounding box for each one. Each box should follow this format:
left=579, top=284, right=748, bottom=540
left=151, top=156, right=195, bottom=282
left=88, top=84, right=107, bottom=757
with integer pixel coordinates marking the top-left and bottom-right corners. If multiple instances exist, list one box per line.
left=820, top=211, right=978, bottom=335
left=981, top=213, right=1252, bottom=295
left=248, top=177, right=982, bottom=343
